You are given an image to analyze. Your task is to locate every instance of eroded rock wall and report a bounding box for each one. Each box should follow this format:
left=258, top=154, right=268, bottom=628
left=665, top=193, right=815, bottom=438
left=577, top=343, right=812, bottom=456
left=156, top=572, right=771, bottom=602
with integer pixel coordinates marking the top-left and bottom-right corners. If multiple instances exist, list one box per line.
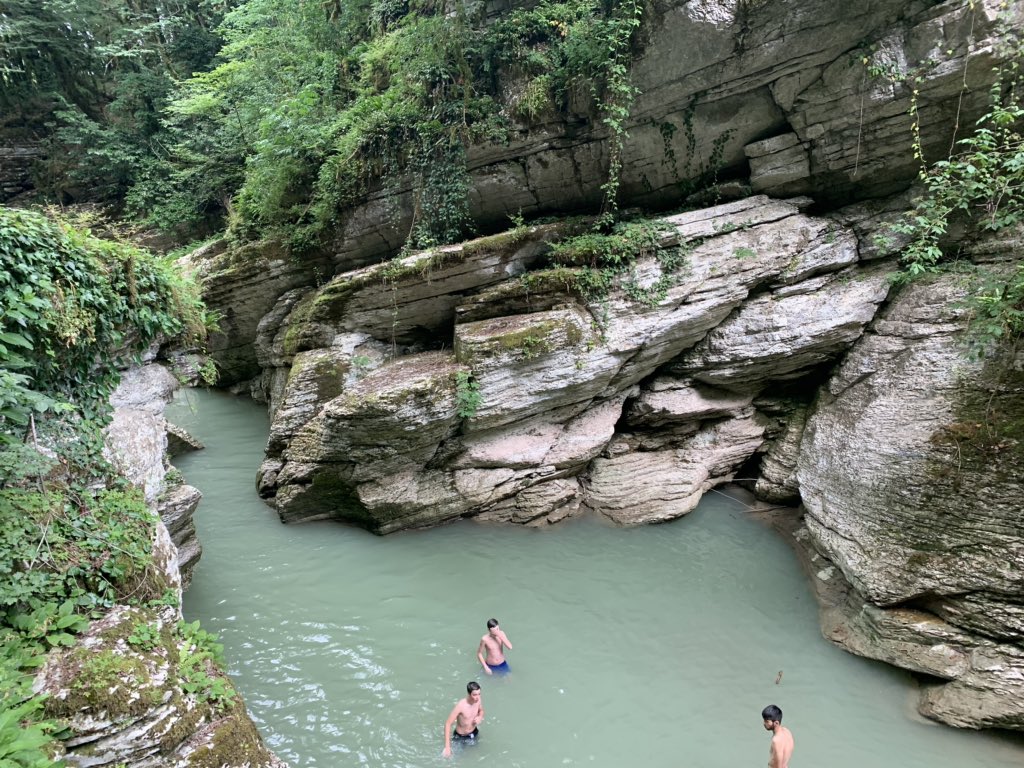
left=793, top=243, right=1024, bottom=729
left=202, top=0, right=1018, bottom=386
left=193, top=0, right=1024, bottom=734
left=257, top=196, right=889, bottom=533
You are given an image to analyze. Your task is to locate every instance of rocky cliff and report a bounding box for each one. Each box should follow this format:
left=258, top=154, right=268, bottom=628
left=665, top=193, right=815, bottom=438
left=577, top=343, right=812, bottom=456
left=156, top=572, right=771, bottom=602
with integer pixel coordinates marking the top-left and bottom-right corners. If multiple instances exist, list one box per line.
left=33, top=364, right=288, bottom=768
left=192, top=0, right=1023, bottom=732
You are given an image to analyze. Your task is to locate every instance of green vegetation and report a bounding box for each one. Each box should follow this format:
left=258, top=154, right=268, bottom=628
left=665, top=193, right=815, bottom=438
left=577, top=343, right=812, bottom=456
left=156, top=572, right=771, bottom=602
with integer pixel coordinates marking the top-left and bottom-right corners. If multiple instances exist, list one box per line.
left=454, top=370, right=482, bottom=419
left=4, top=0, right=650, bottom=251
left=872, top=9, right=1024, bottom=356
left=543, top=218, right=687, bottom=306
left=0, top=207, right=212, bottom=765
left=178, top=620, right=235, bottom=707
left=1, top=0, right=228, bottom=225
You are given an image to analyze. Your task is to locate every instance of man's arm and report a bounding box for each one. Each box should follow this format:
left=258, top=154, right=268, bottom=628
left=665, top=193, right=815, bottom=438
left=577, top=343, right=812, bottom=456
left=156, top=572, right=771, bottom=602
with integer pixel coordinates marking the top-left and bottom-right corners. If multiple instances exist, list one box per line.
left=442, top=703, right=459, bottom=758
left=477, top=638, right=492, bottom=674
left=498, top=629, right=512, bottom=650
left=473, top=702, right=485, bottom=728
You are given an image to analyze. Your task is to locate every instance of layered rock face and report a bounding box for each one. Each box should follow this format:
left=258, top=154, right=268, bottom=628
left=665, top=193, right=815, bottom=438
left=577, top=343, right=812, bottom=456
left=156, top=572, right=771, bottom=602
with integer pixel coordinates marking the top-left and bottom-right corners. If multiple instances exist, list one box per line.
left=190, top=0, right=1024, bottom=735
left=257, top=196, right=890, bottom=533
left=105, top=364, right=204, bottom=586
left=202, top=0, right=1012, bottom=387
left=794, top=250, right=1024, bottom=729
left=313, top=0, right=1007, bottom=270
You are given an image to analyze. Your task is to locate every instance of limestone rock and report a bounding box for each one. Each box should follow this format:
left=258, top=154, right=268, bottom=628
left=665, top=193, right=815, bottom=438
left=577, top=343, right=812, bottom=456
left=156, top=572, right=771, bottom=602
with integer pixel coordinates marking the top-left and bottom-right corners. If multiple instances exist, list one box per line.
left=798, top=274, right=1024, bottom=612
left=158, top=483, right=203, bottom=589
left=166, top=422, right=204, bottom=457
left=794, top=254, right=1024, bottom=728
left=271, top=352, right=465, bottom=528
left=455, top=305, right=614, bottom=431
left=264, top=196, right=894, bottom=533
left=587, top=411, right=766, bottom=524
left=625, top=378, right=753, bottom=428
left=278, top=227, right=560, bottom=356
left=671, top=265, right=891, bottom=389
left=753, top=406, right=807, bottom=505
left=790, top=520, right=1024, bottom=731
left=105, top=365, right=181, bottom=505
left=746, top=133, right=811, bottom=196
left=34, top=605, right=284, bottom=767
left=265, top=343, right=368, bottom=457
left=308, top=0, right=1015, bottom=272
left=477, top=477, right=584, bottom=525
left=190, top=239, right=334, bottom=386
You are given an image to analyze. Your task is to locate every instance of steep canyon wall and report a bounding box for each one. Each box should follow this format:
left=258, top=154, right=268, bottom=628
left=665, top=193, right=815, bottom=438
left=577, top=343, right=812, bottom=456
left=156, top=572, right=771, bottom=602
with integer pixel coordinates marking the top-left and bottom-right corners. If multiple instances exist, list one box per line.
left=194, top=0, right=1024, bottom=731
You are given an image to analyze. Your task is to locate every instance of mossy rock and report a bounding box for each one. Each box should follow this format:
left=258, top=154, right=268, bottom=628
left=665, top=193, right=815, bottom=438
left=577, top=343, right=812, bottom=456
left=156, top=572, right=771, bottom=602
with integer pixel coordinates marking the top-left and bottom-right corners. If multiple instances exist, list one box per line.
left=43, top=606, right=177, bottom=722
left=455, top=308, right=588, bottom=365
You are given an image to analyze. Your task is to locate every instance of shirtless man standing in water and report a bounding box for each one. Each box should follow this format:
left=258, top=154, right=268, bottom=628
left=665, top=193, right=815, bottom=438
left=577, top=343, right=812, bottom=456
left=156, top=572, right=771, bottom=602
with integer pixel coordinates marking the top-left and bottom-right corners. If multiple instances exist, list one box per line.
left=477, top=618, right=513, bottom=675
left=442, top=682, right=484, bottom=758
left=761, top=704, right=794, bottom=768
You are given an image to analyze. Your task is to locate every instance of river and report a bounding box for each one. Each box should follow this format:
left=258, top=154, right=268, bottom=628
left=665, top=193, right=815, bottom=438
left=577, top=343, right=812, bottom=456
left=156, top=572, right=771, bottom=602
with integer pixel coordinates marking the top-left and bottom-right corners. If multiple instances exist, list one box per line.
left=168, top=388, right=1024, bottom=767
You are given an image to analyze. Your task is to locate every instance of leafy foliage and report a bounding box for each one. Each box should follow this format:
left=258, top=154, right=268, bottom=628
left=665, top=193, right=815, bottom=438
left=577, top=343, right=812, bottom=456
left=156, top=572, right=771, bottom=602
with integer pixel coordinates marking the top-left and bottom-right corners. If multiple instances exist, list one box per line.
left=0, top=639, right=58, bottom=768
left=131, top=0, right=646, bottom=248
left=485, top=0, right=644, bottom=223
left=0, top=207, right=210, bottom=428
left=178, top=620, right=234, bottom=707
left=544, top=218, right=686, bottom=305
left=454, top=371, right=483, bottom=419
left=2, top=0, right=228, bottom=222
left=878, top=20, right=1024, bottom=354
left=0, top=207, right=210, bottom=766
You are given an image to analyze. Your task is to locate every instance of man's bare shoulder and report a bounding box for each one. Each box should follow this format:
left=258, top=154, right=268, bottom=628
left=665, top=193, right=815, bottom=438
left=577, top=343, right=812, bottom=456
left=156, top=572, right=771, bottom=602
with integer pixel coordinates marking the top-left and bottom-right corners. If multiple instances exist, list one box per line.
left=772, top=727, right=794, bottom=746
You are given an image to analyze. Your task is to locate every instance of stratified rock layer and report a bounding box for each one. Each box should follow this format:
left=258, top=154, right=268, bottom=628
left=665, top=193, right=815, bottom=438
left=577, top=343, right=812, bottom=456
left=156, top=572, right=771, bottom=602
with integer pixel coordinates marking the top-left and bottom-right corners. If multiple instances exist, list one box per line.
left=796, top=259, right=1024, bottom=729
left=261, top=196, right=888, bottom=533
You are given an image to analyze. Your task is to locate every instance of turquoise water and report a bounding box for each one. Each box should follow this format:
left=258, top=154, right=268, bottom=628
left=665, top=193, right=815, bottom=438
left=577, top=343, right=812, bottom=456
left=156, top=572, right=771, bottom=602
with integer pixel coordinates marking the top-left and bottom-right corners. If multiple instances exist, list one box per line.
left=169, top=389, right=1024, bottom=767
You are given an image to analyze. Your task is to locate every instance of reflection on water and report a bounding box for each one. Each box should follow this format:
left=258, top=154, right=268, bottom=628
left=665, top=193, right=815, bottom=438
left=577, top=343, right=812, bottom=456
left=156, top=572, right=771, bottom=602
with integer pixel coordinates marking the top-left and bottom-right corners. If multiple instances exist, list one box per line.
left=170, top=389, right=1024, bottom=767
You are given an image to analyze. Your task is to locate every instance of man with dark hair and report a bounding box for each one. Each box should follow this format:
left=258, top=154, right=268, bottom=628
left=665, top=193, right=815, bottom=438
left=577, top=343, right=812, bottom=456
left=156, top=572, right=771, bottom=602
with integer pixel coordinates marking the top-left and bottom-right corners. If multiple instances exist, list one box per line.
left=477, top=618, right=513, bottom=675
left=761, top=704, right=794, bottom=768
left=443, top=682, right=484, bottom=758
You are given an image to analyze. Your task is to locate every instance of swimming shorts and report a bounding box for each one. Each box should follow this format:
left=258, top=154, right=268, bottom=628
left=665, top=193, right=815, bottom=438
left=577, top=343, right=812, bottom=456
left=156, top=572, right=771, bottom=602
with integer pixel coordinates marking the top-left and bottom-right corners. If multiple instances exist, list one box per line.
left=489, top=661, right=510, bottom=674
left=452, top=728, right=479, bottom=744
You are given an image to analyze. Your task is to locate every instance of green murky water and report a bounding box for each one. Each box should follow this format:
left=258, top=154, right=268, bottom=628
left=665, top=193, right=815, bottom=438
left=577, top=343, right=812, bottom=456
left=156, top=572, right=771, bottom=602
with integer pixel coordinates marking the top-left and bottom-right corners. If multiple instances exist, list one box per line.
left=169, top=389, right=1024, bottom=767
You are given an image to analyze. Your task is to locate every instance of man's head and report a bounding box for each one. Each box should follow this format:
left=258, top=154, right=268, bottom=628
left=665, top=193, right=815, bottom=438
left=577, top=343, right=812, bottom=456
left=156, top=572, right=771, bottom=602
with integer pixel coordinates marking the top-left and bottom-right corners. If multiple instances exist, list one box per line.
left=466, top=681, right=481, bottom=702
left=761, top=704, right=782, bottom=731
left=487, top=618, right=499, bottom=635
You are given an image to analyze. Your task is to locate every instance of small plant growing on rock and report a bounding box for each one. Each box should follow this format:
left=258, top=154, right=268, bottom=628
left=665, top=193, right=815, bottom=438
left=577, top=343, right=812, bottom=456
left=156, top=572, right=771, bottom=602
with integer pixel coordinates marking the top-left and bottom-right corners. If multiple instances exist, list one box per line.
left=455, top=371, right=483, bottom=419
left=177, top=620, right=234, bottom=708
left=127, top=621, right=161, bottom=651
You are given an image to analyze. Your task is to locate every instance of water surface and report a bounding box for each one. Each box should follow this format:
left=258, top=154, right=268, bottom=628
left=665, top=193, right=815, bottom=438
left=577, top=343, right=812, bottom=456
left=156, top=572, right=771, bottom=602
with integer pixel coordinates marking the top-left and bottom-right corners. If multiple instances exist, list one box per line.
left=170, top=389, right=1024, bottom=767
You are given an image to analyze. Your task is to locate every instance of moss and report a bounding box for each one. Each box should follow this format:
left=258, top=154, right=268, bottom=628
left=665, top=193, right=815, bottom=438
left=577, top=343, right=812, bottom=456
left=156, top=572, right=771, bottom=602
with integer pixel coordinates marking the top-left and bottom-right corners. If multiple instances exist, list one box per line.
left=186, top=703, right=266, bottom=768
left=48, top=647, right=156, bottom=720
left=461, top=226, right=530, bottom=257
left=157, top=691, right=208, bottom=754
left=520, top=266, right=587, bottom=296
left=280, top=292, right=320, bottom=357
left=465, top=314, right=586, bottom=361
left=288, top=351, right=350, bottom=404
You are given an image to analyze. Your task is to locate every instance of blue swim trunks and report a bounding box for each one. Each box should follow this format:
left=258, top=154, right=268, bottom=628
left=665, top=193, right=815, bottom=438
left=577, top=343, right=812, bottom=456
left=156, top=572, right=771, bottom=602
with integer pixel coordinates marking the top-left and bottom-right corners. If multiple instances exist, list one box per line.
left=489, top=661, right=510, bottom=675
